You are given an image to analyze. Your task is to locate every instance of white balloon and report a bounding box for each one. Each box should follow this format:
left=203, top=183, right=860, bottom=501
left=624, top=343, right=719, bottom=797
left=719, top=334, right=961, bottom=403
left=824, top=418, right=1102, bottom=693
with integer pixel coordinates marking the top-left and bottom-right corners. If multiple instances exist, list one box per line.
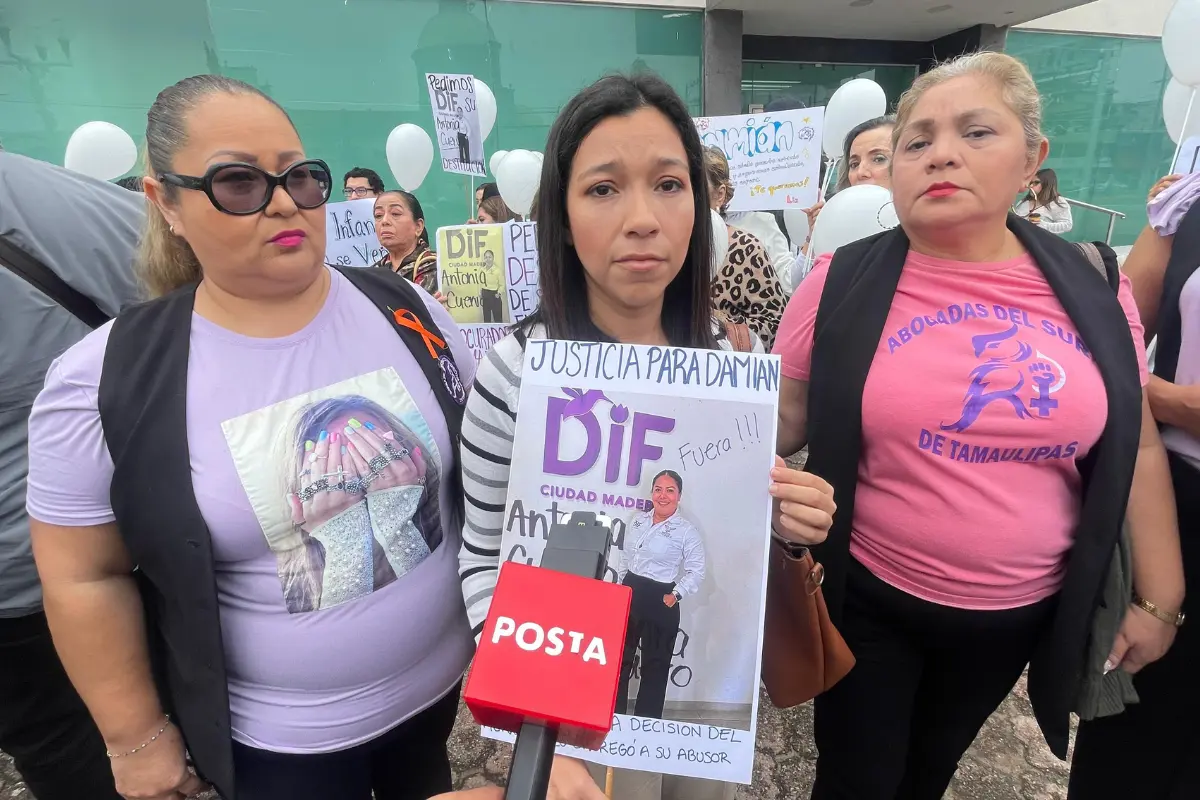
left=710, top=209, right=728, bottom=278
left=1163, top=77, right=1200, bottom=144
left=385, top=124, right=434, bottom=191
left=822, top=79, right=887, bottom=159
left=63, top=121, right=137, bottom=181
left=808, top=184, right=898, bottom=258
left=782, top=209, right=810, bottom=248
left=531, top=151, right=544, bottom=165
left=1164, top=0, right=1200, bottom=87
left=489, top=150, right=510, bottom=174
left=474, top=79, right=498, bottom=141
left=495, top=149, right=542, bottom=216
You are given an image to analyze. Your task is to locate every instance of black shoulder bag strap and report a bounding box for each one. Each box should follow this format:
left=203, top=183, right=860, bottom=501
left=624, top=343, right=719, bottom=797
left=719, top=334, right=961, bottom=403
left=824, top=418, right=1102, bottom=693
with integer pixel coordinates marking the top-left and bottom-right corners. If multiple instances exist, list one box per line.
left=334, top=266, right=468, bottom=426
left=0, top=234, right=112, bottom=329
left=1071, top=241, right=1120, bottom=291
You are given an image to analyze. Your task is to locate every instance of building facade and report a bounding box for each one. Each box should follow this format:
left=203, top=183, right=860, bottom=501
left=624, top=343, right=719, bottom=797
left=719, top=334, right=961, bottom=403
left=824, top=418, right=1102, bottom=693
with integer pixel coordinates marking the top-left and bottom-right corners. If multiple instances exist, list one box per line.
left=0, top=0, right=1175, bottom=244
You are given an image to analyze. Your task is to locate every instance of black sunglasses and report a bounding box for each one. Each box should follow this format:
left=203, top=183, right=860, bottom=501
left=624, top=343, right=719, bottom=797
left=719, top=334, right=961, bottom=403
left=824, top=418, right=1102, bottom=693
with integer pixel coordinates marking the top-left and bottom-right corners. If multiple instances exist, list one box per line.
left=159, top=159, right=333, bottom=216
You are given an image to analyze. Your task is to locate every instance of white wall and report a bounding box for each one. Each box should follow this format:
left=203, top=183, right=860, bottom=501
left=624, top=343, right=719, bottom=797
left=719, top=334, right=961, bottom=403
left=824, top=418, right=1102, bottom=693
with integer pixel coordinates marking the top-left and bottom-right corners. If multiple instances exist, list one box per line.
left=1018, top=0, right=1172, bottom=38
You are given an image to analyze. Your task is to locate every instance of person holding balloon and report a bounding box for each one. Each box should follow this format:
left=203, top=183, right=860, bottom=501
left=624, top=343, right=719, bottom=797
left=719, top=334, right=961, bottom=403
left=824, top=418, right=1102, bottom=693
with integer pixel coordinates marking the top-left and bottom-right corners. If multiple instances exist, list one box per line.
left=773, top=51, right=1181, bottom=799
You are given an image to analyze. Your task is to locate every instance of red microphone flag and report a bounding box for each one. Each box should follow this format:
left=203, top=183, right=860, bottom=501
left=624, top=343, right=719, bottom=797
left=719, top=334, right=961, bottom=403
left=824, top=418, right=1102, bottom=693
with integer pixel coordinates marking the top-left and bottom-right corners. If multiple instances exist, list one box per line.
left=464, top=561, right=632, bottom=750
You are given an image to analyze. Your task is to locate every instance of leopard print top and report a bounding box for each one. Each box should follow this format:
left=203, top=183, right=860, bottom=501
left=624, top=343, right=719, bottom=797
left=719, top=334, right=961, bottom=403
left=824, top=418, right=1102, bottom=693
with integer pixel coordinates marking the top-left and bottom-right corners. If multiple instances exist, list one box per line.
left=712, top=228, right=786, bottom=350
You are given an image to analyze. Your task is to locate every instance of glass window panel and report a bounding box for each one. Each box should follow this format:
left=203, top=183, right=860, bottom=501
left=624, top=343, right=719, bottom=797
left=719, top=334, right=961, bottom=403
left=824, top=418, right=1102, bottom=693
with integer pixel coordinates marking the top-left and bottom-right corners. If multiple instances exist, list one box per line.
left=0, top=0, right=702, bottom=236
left=741, top=61, right=915, bottom=115
left=1007, top=30, right=1176, bottom=246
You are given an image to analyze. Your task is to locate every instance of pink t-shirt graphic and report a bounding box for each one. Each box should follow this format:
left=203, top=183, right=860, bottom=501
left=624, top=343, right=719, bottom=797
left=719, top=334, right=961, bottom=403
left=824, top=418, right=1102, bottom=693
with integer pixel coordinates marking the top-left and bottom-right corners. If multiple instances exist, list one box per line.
left=774, top=250, right=1149, bottom=610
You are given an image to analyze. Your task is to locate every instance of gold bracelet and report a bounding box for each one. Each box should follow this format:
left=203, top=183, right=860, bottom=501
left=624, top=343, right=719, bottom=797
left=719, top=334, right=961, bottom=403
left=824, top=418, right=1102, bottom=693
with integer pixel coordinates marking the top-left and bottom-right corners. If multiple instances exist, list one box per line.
left=106, top=715, right=171, bottom=758
left=1132, top=595, right=1186, bottom=628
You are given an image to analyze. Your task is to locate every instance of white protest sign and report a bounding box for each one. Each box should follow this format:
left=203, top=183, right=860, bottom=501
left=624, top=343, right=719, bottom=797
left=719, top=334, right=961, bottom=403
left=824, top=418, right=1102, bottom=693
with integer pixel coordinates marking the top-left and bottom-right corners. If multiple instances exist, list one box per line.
left=323, top=198, right=386, bottom=268
left=695, top=108, right=823, bottom=212
left=482, top=340, right=780, bottom=783
left=426, top=72, right=486, bottom=177
left=437, top=221, right=539, bottom=362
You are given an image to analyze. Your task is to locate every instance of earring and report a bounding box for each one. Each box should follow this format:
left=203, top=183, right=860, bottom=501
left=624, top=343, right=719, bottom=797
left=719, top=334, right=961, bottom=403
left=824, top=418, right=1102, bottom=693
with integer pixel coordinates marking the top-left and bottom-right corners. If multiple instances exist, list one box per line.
left=169, top=225, right=175, bottom=234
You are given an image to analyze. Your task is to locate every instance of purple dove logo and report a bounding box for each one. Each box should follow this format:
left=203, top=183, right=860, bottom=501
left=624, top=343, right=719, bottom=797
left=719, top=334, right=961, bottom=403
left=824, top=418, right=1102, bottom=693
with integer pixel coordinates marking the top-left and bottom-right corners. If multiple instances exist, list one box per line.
left=544, top=388, right=670, bottom=486
left=941, top=324, right=1066, bottom=433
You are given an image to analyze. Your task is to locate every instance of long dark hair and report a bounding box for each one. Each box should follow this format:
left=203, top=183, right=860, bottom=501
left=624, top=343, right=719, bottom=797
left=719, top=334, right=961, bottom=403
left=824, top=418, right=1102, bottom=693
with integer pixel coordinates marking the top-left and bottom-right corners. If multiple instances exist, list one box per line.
left=376, top=189, right=431, bottom=249
left=1025, top=167, right=1060, bottom=208
left=520, top=73, right=716, bottom=350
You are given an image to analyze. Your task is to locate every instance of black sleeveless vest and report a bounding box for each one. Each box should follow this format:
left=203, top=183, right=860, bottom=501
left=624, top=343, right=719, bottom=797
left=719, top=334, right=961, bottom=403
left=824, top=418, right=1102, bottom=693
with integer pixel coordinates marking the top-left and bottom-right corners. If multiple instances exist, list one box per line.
left=96, top=267, right=465, bottom=799
left=804, top=216, right=1144, bottom=759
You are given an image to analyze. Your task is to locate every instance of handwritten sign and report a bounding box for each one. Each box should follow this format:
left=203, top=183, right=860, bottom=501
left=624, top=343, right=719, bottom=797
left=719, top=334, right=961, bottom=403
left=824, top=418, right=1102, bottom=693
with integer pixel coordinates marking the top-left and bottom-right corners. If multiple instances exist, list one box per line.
left=426, top=72, right=486, bottom=177
left=324, top=198, right=385, bottom=267
left=506, top=221, right=540, bottom=319
left=437, top=221, right=540, bottom=363
left=481, top=340, right=780, bottom=783
left=694, top=108, right=824, bottom=212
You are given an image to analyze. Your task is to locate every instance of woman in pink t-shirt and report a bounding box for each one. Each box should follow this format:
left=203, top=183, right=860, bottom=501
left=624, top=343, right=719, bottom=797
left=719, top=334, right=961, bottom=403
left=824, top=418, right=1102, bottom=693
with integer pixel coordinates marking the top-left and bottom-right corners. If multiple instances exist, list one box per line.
left=773, top=53, right=1185, bottom=799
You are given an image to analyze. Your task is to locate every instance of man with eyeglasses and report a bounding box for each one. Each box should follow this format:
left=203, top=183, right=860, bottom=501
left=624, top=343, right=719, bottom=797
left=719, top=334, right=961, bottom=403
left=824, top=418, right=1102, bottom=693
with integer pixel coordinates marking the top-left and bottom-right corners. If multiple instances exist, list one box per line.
left=343, top=166, right=385, bottom=200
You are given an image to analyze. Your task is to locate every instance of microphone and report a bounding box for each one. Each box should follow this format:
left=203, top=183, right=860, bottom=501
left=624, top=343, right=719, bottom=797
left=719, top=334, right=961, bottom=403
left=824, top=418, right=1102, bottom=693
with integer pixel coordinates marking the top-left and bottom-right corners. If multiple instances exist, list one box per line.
left=464, top=511, right=632, bottom=800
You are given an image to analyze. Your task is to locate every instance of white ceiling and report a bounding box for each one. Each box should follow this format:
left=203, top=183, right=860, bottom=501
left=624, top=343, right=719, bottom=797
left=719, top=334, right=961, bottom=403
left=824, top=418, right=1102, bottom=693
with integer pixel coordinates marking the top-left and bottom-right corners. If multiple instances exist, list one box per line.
left=711, top=0, right=1097, bottom=41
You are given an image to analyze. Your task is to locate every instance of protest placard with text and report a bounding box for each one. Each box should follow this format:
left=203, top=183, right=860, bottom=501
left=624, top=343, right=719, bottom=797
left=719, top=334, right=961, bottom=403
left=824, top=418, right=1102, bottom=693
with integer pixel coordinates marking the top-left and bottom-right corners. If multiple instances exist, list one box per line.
left=437, top=221, right=540, bottom=363
left=426, top=73, right=486, bottom=177
left=323, top=198, right=385, bottom=268
left=482, top=340, right=780, bottom=783
left=694, top=108, right=823, bottom=212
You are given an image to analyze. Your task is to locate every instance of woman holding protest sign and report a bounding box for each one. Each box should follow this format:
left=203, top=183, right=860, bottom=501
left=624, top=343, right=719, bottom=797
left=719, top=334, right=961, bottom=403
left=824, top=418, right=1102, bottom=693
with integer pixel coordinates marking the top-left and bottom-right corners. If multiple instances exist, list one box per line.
left=373, top=189, right=439, bottom=293
left=457, top=72, right=836, bottom=800
left=773, top=52, right=1181, bottom=799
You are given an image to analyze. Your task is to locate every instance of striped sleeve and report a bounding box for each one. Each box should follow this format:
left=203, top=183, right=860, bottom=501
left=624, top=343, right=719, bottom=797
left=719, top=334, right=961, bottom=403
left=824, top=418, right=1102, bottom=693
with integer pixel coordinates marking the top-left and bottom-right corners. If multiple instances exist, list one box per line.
left=458, top=333, right=525, bottom=641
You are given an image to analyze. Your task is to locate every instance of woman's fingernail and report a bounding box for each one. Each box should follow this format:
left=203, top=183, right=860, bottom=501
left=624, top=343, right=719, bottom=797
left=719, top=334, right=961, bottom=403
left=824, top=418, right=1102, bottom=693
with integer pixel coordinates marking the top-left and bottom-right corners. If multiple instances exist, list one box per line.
left=382, top=430, right=395, bottom=440
left=305, top=440, right=315, bottom=452
left=768, top=483, right=779, bottom=495
left=348, top=418, right=363, bottom=429
left=332, top=432, right=340, bottom=443
left=1103, top=660, right=1115, bottom=674
left=318, top=430, right=328, bottom=442
left=307, top=452, right=317, bottom=464
left=341, top=446, right=348, bottom=455
left=344, top=425, right=355, bottom=436
left=363, top=421, right=376, bottom=430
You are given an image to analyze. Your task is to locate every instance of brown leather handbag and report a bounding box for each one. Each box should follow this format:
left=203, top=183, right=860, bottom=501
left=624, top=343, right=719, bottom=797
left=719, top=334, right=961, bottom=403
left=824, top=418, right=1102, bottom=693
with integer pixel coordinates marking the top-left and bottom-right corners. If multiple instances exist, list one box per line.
left=761, top=537, right=855, bottom=707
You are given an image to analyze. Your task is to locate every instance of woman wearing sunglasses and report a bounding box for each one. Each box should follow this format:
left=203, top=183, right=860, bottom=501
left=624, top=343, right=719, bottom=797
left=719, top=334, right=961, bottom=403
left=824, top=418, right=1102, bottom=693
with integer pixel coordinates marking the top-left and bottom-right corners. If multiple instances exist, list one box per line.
left=24, top=75, right=476, bottom=800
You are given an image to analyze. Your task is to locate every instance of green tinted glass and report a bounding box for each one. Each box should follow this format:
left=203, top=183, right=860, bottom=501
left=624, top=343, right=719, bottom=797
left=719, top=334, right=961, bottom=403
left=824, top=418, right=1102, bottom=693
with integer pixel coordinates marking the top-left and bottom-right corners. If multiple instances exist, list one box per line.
left=1008, top=30, right=1176, bottom=246
left=0, top=0, right=702, bottom=237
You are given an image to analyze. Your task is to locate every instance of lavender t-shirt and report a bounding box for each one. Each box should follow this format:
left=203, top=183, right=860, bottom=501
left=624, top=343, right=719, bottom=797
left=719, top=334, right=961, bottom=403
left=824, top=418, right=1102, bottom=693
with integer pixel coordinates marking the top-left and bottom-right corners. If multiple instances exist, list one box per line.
left=26, top=268, right=475, bottom=753
left=1162, top=269, right=1200, bottom=469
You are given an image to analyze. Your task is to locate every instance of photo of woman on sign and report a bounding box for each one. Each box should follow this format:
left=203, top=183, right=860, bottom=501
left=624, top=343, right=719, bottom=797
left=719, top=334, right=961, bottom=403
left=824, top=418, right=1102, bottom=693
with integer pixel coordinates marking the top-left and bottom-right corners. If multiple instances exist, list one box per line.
left=617, top=470, right=707, bottom=719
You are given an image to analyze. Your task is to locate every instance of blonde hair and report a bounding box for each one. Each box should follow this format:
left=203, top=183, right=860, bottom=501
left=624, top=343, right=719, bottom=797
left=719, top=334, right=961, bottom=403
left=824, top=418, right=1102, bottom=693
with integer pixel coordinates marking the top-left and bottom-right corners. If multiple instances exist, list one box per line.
left=893, top=51, right=1044, bottom=161
left=703, top=146, right=735, bottom=216
left=138, top=75, right=291, bottom=298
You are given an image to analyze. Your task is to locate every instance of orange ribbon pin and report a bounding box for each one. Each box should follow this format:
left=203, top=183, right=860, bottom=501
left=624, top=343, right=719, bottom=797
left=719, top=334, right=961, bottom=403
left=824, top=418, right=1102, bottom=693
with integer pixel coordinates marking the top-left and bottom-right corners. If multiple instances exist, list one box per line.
left=392, top=309, right=446, bottom=359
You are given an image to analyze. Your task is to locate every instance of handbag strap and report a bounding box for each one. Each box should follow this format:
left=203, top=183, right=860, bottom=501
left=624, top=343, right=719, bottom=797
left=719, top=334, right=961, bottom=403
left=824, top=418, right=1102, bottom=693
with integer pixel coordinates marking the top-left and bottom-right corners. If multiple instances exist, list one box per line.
left=0, top=234, right=112, bottom=329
